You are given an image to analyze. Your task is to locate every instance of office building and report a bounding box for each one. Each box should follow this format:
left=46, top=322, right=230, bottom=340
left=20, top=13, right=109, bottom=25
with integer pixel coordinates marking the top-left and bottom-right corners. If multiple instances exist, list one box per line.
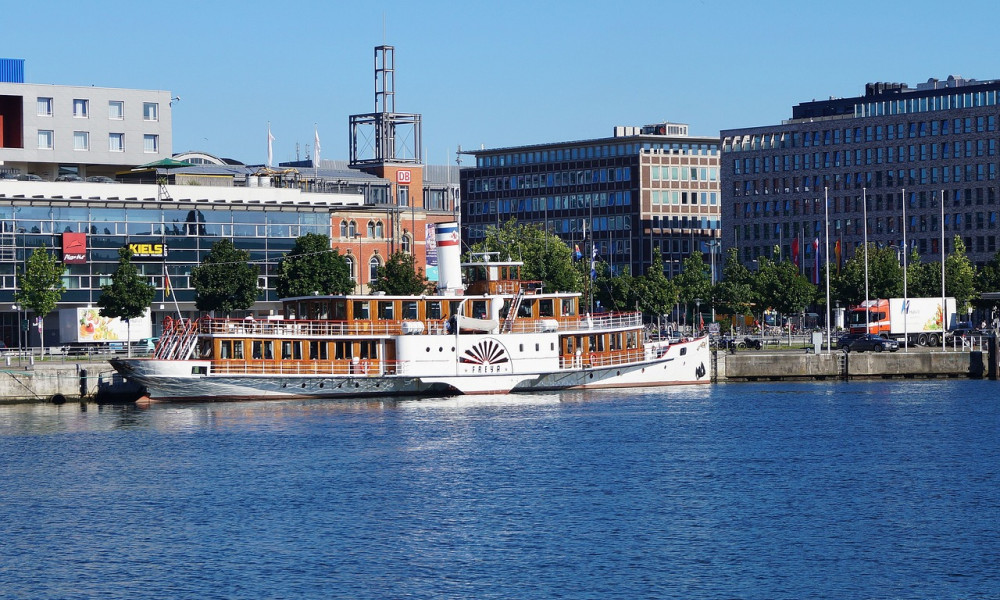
left=722, top=75, right=1000, bottom=279
left=460, top=123, right=721, bottom=279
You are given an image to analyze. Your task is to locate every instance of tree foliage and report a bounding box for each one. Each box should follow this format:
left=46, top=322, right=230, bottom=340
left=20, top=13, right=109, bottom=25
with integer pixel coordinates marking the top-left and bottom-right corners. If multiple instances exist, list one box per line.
left=471, top=220, right=582, bottom=293
left=674, top=252, right=712, bottom=310
left=945, top=235, right=977, bottom=313
left=369, top=251, right=433, bottom=295
left=275, top=233, right=353, bottom=298
left=190, top=239, right=258, bottom=316
left=15, top=244, right=65, bottom=321
left=98, top=247, right=155, bottom=321
left=906, top=248, right=941, bottom=298
left=757, top=257, right=814, bottom=316
left=714, top=248, right=757, bottom=317
left=832, top=243, right=903, bottom=306
left=635, top=254, right=678, bottom=318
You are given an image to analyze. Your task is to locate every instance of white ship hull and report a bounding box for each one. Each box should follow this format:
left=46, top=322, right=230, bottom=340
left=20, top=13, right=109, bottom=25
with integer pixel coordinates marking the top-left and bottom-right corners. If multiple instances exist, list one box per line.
left=112, top=336, right=710, bottom=403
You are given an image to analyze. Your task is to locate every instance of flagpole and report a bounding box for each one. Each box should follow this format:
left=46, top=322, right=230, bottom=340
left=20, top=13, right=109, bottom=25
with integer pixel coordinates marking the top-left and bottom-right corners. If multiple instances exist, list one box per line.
left=863, top=187, right=870, bottom=333
left=902, top=187, right=908, bottom=351
left=164, top=265, right=182, bottom=320
left=824, top=187, right=831, bottom=353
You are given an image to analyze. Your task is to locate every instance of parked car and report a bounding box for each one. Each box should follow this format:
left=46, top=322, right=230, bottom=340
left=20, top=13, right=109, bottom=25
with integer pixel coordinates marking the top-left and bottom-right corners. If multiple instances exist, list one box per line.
left=16, top=173, right=45, bottom=181
left=56, top=173, right=84, bottom=182
left=844, top=333, right=899, bottom=353
left=86, top=175, right=118, bottom=183
left=836, top=333, right=865, bottom=349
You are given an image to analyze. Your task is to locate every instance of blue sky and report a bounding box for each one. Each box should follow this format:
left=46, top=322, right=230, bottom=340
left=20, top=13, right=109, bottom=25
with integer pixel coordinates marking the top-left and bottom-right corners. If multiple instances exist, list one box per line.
left=9, top=0, right=1000, bottom=166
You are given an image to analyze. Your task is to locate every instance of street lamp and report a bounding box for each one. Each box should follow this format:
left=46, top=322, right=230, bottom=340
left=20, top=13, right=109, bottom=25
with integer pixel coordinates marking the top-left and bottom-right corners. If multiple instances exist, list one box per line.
left=694, top=298, right=702, bottom=334
left=11, top=304, right=20, bottom=357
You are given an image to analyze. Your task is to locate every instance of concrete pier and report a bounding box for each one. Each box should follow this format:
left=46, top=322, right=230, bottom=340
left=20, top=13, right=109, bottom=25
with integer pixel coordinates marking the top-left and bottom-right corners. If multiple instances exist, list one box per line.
left=0, top=361, right=143, bottom=404
left=717, top=350, right=981, bottom=382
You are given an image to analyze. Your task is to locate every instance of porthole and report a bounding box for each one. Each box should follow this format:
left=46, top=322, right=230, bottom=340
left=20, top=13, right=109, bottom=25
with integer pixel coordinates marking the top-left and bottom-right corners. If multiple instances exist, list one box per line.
left=354, top=383, right=360, bottom=388
left=301, top=383, right=306, bottom=388
left=616, top=370, right=621, bottom=376
left=426, top=347, right=431, bottom=352
left=439, top=347, right=443, bottom=352
left=319, top=382, right=325, bottom=388
left=680, top=348, right=687, bottom=356
left=589, top=373, right=594, bottom=379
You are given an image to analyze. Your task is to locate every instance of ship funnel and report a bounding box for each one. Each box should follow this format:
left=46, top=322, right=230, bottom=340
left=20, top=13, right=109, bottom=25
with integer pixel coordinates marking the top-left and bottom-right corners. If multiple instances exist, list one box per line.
left=435, top=222, right=463, bottom=295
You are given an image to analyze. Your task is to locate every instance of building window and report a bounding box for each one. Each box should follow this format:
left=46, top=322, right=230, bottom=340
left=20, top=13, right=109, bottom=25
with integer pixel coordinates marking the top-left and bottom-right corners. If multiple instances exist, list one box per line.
left=37, top=130, right=53, bottom=150
left=345, top=256, right=355, bottom=281
left=369, top=256, right=381, bottom=281
left=339, top=220, right=348, bottom=238
left=375, top=221, right=384, bottom=237
left=109, top=133, right=125, bottom=152
left=348, top=220, right=357, bottom=237
left=37, top=97, right=52, bottom=116
left=143, top=102, right=158, bottom=121
left=108, top=101, right=124, bottom=120
left=143, top=134, right=158, bottom=153
left=401, top=234, right=411, bottom=254
left=74, top=131, right=89, bottom=151
left=73, top=99, right=89, bottom=118
left=367, top=221, right=376, bottom=237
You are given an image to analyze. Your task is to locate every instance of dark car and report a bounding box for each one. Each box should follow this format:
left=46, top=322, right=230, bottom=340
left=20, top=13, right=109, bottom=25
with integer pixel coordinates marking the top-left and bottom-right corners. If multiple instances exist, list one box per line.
left=86, top=175, right=118, bottom=184
left=836, top=333, right=865, bottom=349
left=16, top=173, right=45, bottom=181
left=56, top=173, right=84, bottom=182
left=844, top=333, right=899, bottom=353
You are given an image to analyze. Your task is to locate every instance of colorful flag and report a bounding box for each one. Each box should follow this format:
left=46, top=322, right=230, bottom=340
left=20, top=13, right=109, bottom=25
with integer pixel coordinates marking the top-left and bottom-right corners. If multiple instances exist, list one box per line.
left=163, top=268, right=172, bottom=297
left=267, top=123, right=275, bottom=167
left=573, top=244, right=582, bottom=261
left=791, top=237, right=799, bottom=267
left=699, top=313, right=705, bottom=331
left=834, top=239, right=842, bottom=273
left=590, top=246, right=598, bottom=280
left=313, top=126, right=321, bottom=168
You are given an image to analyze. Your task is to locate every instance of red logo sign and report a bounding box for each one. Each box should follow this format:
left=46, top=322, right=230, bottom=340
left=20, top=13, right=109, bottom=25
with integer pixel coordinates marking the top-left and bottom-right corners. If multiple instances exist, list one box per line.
left=62, top=232, right=87, bottom=264
left=396, top=170, right=411, bottom=184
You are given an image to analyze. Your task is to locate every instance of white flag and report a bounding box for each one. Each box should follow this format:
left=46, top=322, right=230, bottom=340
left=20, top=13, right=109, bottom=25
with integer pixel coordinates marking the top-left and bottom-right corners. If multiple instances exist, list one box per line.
left=267, top=123, right=275, bottom=167
left=313, top=126, right=321, bottom=168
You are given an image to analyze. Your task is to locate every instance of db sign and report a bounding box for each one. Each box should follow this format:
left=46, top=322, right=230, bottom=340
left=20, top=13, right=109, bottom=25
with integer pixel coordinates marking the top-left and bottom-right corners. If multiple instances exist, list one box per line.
left=396, top=170, right=411, bottom=184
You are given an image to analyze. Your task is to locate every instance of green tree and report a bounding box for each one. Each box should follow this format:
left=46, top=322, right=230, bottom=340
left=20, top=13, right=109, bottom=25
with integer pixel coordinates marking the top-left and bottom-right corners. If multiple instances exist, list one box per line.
left=905, top=248, right=940, bottom=298
left=97, top=247, right=155, bottom=356
left=760, top=258, right=815, bottom=317
left=472, top=220, right=582, bottom=293
left=275, top=233, right=353, bottom=298
left=635, top=254, right=678, bottom=322
left=14, top=244, right=65, bottom=354
left=674, top=252, right=712, bottom=323
left=714, top=248, right=757, bottom=318
left=190, top=239, right=258, bottom=316
left=976, top=249, right=1000, bottom=314
left=945, top=235, right=977, bottom=314
left=832, top=243, right=903, bottom=306
left=370, top=251, right=433, bottom=295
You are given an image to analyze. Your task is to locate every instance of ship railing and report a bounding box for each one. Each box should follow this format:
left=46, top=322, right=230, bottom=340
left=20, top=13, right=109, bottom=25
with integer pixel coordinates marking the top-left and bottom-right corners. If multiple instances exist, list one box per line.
left=209, top=358, right=406, bottom=377
left=558, top=348, right=649, bottom=370
left=503, top=312, right=643, bottom=334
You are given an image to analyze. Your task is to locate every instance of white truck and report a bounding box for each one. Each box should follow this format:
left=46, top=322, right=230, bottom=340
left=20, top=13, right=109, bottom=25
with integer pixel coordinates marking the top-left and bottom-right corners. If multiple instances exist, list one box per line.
left=847, top=297, right=957, bottom=346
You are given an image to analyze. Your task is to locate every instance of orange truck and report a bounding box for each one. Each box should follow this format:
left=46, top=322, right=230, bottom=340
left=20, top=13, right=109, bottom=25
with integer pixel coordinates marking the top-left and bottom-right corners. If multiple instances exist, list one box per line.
left=847, top=297, right=957, bottom=346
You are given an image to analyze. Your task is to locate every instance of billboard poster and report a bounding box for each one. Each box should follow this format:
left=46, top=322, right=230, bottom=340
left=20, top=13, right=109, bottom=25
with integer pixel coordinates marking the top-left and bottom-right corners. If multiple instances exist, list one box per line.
left=425, top=223, right=438, bottom=281
left=60, top=307, right=152, bottom=343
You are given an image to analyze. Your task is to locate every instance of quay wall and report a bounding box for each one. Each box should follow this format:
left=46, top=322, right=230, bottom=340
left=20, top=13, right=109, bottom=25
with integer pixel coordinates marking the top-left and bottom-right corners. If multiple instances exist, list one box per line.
left=0, top=362, right=142, bottom=404
left=717, top=350, right=982, bottom=382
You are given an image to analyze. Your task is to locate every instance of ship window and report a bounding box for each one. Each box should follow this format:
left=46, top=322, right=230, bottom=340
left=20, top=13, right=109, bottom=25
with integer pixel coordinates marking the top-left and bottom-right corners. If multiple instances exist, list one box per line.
left=353, top=301, right=370, bottom=320
left=535, top=343, right=540, bottom=351
left=561, top=299, right=576, bottom=316
left=518, top=302, right=533, bottom=318
left=551, top=343, right=555, bottom=351
left=310, top=341, right=320, bottom=360
left=427, top=301, right=442, bottom=320
left=539, top=299, right=554, bottom=317
left=233, top=342, right=244, bottom=359
left=252, top=341, right=274, bottom=360
left=359, top=341, right=378, bottom=359
left=402, top=301, right=418, bottom=320
left=519, top=344, right=524, bottom=352
left=335, top=342, right=352, bottom=359
left=282, top=341, right=301, bottom=360
left=377, top=301, right=394, bottom=320
left=471, top=300, right=488, bottom=319
left=333, top=300, right=347, bottom=320
left=680, top=347, right=687, bottom=356
left=220, top=340, right=232, bottom=359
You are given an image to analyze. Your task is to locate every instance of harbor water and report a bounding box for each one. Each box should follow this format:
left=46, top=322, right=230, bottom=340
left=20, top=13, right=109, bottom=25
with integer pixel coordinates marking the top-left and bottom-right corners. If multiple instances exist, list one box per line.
left=1, top=381, right=997, bottom=599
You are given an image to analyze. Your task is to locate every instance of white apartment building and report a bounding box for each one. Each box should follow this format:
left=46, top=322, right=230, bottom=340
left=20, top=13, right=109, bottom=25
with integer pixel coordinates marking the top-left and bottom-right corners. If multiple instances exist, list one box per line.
left=0, top=82, right=173, bottom=179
